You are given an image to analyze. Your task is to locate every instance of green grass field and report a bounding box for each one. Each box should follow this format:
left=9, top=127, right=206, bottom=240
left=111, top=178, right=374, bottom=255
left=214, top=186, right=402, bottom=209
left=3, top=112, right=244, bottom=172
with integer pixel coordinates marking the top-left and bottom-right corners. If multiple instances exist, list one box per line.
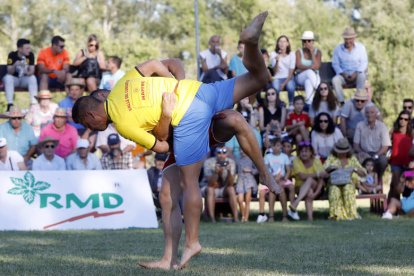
left=1, top=203, right=413, bottom=276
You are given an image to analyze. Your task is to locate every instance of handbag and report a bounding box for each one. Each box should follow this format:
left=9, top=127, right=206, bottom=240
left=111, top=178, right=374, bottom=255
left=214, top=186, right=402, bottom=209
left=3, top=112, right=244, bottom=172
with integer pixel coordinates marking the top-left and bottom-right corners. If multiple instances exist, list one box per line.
left=78, top=57, right=100, bottom=78
left=329, top=167, right=353, bottom=186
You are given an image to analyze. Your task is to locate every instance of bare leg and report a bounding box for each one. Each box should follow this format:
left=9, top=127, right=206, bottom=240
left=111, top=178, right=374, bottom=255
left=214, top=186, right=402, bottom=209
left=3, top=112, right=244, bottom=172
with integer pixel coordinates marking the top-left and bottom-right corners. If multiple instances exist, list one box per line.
left=237, top=193, right=245, bottom=221
left=226, top=186, right=239, bottom=222
left=245, top=189, right=252, bottom=221
left=287, top=185, right=295, bottom=205
left=207, top=186, right=217, bottom=223
left=386, top=198, right=401, bottom=215
left=86, top=77, right=97, bottom=92
left=279, top=189, right=288, bottom=219
left=258, top=189, right=266, bottom=213
left=178, top=162, right=203, bottom=269
left=268, top=192, right=276, bottom=220
left=291, top=177, right=316, bottom=210
left=138, top=165, right=182, bottom=270
left=305, top=197, right=314, bottom=221
left=39, top=73, right=49, bottom=90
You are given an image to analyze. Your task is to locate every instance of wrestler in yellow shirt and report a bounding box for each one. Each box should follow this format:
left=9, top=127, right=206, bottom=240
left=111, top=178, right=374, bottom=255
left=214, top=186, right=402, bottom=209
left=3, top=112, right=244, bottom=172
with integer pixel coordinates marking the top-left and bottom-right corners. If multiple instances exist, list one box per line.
left=105, top=68, right=201, bottom=149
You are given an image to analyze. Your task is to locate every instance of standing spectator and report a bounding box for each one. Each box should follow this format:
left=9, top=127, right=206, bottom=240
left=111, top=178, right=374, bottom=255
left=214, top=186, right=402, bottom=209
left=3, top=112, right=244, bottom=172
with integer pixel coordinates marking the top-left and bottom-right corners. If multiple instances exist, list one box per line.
left=289, top=141, right=325, bottom=221
left=99, top=56, right=125, bottom=90
left=100, top=133, right=133, bottom=170
left=202, top=146, right=238, bottom=223
left=25, top=90, right=58, bottom=137
left=388, top=110, right=413, bottom=199
left=3, top=38, right=38, bottom=111
left=59, top=78, right=86, bottom=135
left=324, top=138, right=366, bottom=220
left=0, top=137, right=27, bottom=170
left=66, top=139, right=102, bottom=170
left=311, top=112, right=343, bottom=161
left=332, top=27, right=368, bottom=105
left=295, top=31, right=322, bottom=105
left=0, top=106, right=37, bottom=165
left=32, top=136, right=66, bottom=170
left=353, top=105, right=391, bottom=177
left=340, top=89, right=369, bottom=143
left=72, top=34, right=106, bottom=92
left=147, top=153, right=168, bottom=212
left=402, top=99, right=414, bottom=131
left=309, top=82, right=339, bottom=125
left=37, top=35, right=70, bottom=91
left=229, top=41, right=248, bottom=78
left=39, top=108, right=78, bottom=158
left=382, top=170, right=414, bottom=219
left=286, top=95, right=310, bottom=143
left=258, top=86, right=287, bottom=132
left=269, top=35, right=296, bottom=108
left=199, top=35, right=228, bottom=83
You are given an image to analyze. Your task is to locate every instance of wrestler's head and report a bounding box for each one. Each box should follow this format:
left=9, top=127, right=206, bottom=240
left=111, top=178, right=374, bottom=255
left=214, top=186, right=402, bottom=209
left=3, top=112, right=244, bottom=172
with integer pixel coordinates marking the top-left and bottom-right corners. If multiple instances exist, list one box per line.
left=72, top=95, right=109, bottom=131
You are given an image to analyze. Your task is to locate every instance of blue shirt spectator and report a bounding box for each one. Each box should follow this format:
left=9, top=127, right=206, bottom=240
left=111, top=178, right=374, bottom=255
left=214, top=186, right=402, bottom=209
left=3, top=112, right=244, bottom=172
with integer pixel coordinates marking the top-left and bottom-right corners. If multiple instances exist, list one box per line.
left=332, top=42, right=368, bottom=75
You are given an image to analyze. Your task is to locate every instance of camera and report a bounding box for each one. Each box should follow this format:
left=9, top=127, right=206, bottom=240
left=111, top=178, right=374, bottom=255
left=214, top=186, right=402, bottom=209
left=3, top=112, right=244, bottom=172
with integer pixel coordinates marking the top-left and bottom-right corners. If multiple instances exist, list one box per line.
left=217, top=160, right=229, bottom=167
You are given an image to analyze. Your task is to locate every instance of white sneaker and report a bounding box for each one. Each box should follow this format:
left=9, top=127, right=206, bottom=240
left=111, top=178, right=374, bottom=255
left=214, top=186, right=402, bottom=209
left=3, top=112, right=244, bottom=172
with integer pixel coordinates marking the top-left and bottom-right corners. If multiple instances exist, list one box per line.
left=288, top=210, right=300, bottom=221
left=382, top=211, right=393, bottom=220
left=256, top=214, right=268, bottom=223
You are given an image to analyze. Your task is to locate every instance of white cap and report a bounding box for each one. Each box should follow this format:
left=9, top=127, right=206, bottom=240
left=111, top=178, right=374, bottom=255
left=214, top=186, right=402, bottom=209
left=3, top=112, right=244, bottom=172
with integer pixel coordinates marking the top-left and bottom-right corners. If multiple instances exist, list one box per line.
left=77, top=139, right=90, bottom=149
left=0, top=137, right=6, bottom=147
left=301, top=31, right=315, bottom=40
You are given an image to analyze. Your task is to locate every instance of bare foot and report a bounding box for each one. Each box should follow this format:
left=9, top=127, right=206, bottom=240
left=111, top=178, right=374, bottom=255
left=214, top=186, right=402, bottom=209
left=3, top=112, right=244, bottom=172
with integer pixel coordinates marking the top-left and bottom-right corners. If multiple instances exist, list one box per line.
left=239, top=11, right=268, bottom=44
left=138, top=259, right=171, bottom=270
left=177, top=242, right=202, bottom=269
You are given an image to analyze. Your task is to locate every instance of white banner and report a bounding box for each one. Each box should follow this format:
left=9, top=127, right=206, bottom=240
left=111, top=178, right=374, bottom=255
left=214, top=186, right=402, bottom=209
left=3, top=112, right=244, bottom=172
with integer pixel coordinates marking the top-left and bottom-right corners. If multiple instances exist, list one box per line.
left=0, top=170, right=158, bottom=230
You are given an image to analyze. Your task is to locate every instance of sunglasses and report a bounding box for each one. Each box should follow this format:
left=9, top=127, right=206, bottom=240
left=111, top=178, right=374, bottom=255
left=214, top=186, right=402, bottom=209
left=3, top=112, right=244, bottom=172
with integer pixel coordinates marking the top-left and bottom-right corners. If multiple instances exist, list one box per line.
left=303, top=40, right=313, bottom=43
left=355, top=100, right=366, bottom=103
left=216, top=148, right=227, bottom=154
left=11, top=117, right=23, bottom=120
left=88, top=44, right=97, bottom=47
left=320, top=87, right=328, bottom=91
left=319, top=119, right=329, bottom=123
left=399, top=117, right=409, bottom=121
left=44, top=144, right=55, bottom=149
left=403, top=106, right=413, bottom=110
left=58, top=45, right=65, bottom=49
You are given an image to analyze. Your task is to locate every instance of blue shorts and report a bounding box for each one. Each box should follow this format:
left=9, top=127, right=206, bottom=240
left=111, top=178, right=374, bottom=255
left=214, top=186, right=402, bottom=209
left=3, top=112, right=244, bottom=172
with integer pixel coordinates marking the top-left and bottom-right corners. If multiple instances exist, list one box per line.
left=401, top=197, right=414, bottom=213
left=173, top=78, right=235, bottom=166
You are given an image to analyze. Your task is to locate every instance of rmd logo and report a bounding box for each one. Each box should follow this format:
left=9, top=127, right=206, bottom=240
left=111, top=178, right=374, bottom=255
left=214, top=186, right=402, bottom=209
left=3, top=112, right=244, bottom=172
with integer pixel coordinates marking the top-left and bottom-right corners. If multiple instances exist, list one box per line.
left=7, top=172, right=123, bottom=209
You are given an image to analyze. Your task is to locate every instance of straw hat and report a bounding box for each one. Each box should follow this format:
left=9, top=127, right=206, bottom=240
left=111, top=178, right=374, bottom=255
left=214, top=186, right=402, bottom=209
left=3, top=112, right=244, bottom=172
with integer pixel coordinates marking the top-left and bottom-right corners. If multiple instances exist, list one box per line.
left=342, top=27, right=357, bottom=38
left=66, top=78, right=85, bottom=88
left=54, top=107, right=67, bottom=117
left=38, top=136, right=59, bottom=147
left=352, top=89, right=368, bottom=101
left=333, top=138, right=352, bottom=153
left=35, top=90, right=53, bottom=100
left=301, top=31, right=315, bottom=40
left=6, top=106, right=25, bottom=118
left=0, top=137, right=7, bottom=147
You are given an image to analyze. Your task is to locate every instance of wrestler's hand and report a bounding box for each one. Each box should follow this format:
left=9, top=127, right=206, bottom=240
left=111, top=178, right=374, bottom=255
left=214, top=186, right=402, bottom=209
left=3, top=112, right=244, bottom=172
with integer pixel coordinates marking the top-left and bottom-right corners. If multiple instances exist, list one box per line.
left=162, top=92, right=177, bottom=118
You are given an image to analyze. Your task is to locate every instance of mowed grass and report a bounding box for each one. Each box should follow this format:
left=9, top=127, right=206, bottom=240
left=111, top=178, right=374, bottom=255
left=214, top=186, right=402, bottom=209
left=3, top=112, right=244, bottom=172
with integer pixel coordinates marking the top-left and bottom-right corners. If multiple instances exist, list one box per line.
left=0, top=205, right=413, bottom=276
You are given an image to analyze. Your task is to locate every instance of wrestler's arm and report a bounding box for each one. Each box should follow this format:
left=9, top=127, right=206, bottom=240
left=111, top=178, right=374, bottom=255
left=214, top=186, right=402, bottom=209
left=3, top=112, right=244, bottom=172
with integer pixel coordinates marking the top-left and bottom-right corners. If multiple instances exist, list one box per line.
left=153, top=92, right=176, bottom=141
left=136, top=58, right=185, bottom=80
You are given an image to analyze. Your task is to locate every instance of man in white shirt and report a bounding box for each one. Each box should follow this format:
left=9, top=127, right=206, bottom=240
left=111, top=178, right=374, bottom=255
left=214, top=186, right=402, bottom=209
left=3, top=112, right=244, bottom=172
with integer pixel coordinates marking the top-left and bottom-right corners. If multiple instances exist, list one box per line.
left=66, top=139, right=102, bottom=170
left=0, top=137, right=27, bottom=170
left=199, top=35, right=228, bottom=83
left=99, top=56, right=125, bottom=90
left=32, top=136, right=66, bottom=170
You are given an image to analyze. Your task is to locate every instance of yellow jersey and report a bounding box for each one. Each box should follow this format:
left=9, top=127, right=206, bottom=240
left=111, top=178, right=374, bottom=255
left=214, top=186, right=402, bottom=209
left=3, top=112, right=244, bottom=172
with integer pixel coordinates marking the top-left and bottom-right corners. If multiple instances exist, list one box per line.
left=105, top=69, right=202, bottom=149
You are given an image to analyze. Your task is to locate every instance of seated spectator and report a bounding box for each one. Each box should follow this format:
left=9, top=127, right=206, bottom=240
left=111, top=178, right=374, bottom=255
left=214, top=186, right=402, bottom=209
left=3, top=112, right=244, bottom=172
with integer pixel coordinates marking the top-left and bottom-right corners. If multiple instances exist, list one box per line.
left=311, top=112, right=343, bottom=160
left=340, top=89, right=370, bottom=143
left=25, top=90, right=58, bottom=137
left=3, top=38, right=38, bottom=111
left=39, top=108, right=78, bottom=158
left=261, top=48, right=273, bottom=76
left=332, top=27, right=368, bottom=105
left=388, top=110, right=413, bottom=199
left=263, top=119, right=283, bottom=151
left=402, top=99, right=414, bottom=131
left=286, top=95, right=310, bottom=143
left=236, top=97, right=257, bottom=128
left=72, top=34, right=106, bottom=92
left=147, top=153, right=168, bottom=213
left=258, top=86, right=287, bottom=134
left=95, top=123, right=136, bottom=154
left=269, top=35, right=296, bottom=108
left=100, top=133, right=133, bottom=170
left=66, top=139, right=102, bottom=170
left=353, top=104, right=391, bottom=177
left=229, top=41, right=248, bottom=77
left=99, top=56, right=125, bottom=90
left=236, top=149, right=258, bottom=223
left=282, top=137, right=296, bottom=163
left=32, top=136, right=66, bottom=170
left=201, top=146, right=238, bottom=223
left=294, top=31, right=322, bottom=105
left=289, top=141, right=325, bottom=221
left=324, top=138, right=366, bottom=220
left=0, top=137, right=27, bottom=170
left=0, top=106, right=37, bottom=166
left=309, top=82, right=339, bottom=125
left=382, top=171, right=414, bottom=219
left=358, top=158, right=381, bottom=194
left=37, top=35, right=70, bottom=91
left=59, top=78, right=86, bottom=135
left=199, top=35, right=228, bottom=83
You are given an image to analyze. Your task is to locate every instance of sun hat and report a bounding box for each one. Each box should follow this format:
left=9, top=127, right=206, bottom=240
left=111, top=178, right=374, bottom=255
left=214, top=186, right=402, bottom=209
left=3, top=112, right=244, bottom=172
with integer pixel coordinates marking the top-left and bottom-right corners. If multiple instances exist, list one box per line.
left=6, top=106, right=25, bottom=118
left=39, top=136, right=59, bottom=147
left=301, top=31, right=315, bottom=40
left=333, top=138, right=352, bottom=153
left=0, top=137, right=7, bottom=147
left=352, top=89, right=368, bottom=101
left=342, top=27, right=357, bottom=38
left=35, top=90, right=53, bottom=100
left=54, top=108, right=67, bottom=117
left=77, top=139, right=90, bottom=149
left=66, top=78, right=85, bottom=88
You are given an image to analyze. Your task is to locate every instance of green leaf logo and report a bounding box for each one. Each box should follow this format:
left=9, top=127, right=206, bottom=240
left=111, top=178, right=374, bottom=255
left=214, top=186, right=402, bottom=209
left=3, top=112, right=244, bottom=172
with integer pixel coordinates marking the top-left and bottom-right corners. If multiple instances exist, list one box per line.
left=7, top=172, right=51, bottom=204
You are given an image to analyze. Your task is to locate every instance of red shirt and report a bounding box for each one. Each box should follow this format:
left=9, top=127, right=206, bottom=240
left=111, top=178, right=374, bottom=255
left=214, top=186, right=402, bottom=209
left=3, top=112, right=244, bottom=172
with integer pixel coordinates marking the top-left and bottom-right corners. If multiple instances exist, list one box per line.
left=390, top=132, right=413, bottom=166
left=286, top=111, right=311, bottom=128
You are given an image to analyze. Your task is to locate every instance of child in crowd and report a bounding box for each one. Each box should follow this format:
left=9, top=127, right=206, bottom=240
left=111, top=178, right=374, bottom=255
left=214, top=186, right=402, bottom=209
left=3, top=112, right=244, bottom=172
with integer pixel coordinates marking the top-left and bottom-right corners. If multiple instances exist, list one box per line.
left=359, top=158, right=381, bottom=194
left=282, top=137, right=296, bottom=163
left=236, top=149, right=258, bottom=222
left=382, top=170, right=414, bottom=219
left=257, top=138, right=290, bottom=222
left=285, top=95, right=310, bottom=144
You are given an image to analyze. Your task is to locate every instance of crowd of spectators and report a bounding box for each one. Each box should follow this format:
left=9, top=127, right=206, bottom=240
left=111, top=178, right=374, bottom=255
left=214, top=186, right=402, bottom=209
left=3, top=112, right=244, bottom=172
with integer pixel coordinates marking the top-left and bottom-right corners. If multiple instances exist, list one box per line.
left=0, top=27, right=413, bottom=223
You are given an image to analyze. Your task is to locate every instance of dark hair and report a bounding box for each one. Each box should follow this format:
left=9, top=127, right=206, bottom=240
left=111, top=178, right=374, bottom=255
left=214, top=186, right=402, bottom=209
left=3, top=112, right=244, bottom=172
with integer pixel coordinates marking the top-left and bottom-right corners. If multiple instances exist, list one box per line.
left=312, top=112, right=336, bottom=134
left=298, top=143, right=314, bottom=157
left=270, top=137, right=282, bottom=147
left=260, top=48, right=269, bottom=56
left=109, top=56, right=122, bottom=68
left=17, top=38, right=30, bottom=48
left=362, top=157, right=376, bottom=168
left=51, top=35, right=65, bottom=45
left=393, top=110, right=412, bottom=135
left=312, top=82, right=338, bottom=111
left=293, top=95, right=305, bottom=104
left=72, top=95, right=101, bottom=124
left=263, top=86, right=283, bottom=109
left=403, top=98, right=413, bottom=104
left=87, top=34, right=100, bottom=50
left=275, top=35, right=291, bottom=54
left=90, top=89, right=110, bottom=102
